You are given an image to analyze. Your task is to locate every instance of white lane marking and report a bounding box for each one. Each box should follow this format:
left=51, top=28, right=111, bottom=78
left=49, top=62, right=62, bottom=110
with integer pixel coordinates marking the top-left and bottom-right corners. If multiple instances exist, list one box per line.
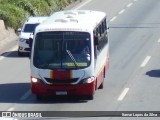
left=134, top=0, right=137, bottom=1
left=158, top=38, right=160, bottom=43
left=73, top=0, right=92, bottom=10
left=7, top=107, right=15, bottom=111
left=20, top=90, right=31, bottom=100
left=0, top=46, right=17, bottom=61
left=110, top=16, right=117, bottom=22
left=140, top=56, right=151, bottom=67
left=118, top=88, right=129, bottom=101
left=127, top=3, right=133, bottom=7
left=119, top=9, right=125, bottom=14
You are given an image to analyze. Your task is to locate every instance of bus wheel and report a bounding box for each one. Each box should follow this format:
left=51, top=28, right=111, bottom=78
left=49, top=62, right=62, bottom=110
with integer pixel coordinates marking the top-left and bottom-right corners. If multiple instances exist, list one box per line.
left=99, top=81, right=104, bottom=89
left=99, top=75, right=104, bottom=89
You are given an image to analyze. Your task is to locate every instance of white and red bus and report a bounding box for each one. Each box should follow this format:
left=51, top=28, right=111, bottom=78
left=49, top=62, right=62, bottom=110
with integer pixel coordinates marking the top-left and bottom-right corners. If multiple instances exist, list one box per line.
left=30, top=10, right=109, bottom=100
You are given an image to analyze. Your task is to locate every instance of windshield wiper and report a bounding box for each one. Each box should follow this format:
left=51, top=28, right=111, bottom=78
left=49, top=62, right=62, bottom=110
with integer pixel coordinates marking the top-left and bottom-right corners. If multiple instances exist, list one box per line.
left=66, top=50, right=78, bottom=68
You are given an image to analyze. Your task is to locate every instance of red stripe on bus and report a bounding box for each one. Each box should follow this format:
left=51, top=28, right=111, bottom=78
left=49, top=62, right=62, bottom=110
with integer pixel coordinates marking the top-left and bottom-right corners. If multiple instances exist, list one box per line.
left=50, top=70, right=72, bottom=80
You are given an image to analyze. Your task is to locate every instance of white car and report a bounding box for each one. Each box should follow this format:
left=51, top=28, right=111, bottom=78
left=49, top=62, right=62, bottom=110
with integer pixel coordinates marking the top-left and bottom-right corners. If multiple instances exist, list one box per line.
left=17, top=16, right=48, bottom=56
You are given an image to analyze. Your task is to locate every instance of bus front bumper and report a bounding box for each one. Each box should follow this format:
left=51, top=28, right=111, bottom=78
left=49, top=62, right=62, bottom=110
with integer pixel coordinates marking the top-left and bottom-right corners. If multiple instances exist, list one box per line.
left=31, top=82, right=96, bottom=96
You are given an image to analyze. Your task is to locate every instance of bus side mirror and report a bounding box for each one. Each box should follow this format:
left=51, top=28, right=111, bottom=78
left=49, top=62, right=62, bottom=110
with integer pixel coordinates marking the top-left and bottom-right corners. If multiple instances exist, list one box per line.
left=29, top=32, right=34, bottom=49
left=94, top=36, right=99, bottom=45
left=29, top=37, right=33, bottom=48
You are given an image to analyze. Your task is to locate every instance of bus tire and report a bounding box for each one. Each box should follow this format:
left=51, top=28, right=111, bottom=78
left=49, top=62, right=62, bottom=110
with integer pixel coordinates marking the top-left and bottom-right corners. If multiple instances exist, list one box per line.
left=99, top=81, right=104, bottom=89
left=99, top=72, right=104, bottom=89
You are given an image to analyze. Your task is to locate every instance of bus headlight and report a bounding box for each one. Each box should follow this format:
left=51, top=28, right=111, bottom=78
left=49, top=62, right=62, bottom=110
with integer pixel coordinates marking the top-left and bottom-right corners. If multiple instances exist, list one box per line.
left=82, top=77, right=95, bottom=84
left=31, top=77, right=38, bottom=83
left=31, top=77, right=45, bottom=84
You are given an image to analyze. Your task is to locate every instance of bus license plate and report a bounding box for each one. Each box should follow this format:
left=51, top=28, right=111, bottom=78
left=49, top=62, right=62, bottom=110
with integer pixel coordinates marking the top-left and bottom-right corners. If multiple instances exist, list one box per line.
left=56, top=91, right=67, bottom=95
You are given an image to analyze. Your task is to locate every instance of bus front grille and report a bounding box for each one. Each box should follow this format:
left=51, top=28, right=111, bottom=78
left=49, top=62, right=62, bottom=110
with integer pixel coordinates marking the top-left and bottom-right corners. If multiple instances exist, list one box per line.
left=44, top=78, right=79, bottom=84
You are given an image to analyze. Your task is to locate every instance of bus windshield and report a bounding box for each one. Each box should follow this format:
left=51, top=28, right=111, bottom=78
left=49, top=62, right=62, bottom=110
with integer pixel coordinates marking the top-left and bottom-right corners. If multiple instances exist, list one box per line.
left=33, top=31, right=91, bottom=69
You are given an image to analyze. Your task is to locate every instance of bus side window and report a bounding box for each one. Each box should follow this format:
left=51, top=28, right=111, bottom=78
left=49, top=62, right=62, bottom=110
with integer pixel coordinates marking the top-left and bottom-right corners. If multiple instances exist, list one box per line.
left=93, top=30, right=108, bottom=58
left=96, top=28, right=99, bottom=37
left=99, top=25, right=102, bottom=36
left=93, top=31, right=98, bottom=59
left=104, top=18, right=107, bottom=31
left=101, top=23, right=104, bottom=34
left=102, top=19, right=107, bottom=33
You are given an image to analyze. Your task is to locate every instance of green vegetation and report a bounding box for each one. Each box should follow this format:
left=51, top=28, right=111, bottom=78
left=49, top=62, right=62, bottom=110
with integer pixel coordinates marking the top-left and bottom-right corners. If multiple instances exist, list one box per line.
left=0, top=0, right=77, bottom=30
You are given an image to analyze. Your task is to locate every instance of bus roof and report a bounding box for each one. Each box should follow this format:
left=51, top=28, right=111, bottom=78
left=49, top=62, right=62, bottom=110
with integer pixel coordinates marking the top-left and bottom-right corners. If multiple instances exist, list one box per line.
left=35, top=10, right=106, bottom=32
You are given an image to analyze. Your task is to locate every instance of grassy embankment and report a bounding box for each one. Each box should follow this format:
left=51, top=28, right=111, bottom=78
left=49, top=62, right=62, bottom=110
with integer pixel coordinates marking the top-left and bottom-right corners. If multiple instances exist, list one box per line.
left=0, top=0, right=77, bottom=30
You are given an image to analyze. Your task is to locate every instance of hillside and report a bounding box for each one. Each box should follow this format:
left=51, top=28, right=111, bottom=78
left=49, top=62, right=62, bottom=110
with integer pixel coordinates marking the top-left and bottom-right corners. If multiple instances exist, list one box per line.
left=0, top=0, right=78, bottom=30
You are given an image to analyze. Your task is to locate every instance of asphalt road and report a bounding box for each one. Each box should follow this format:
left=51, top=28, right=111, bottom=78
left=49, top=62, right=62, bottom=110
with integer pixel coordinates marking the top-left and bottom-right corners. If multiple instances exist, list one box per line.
left=0, top=0, right=160, bottom=119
